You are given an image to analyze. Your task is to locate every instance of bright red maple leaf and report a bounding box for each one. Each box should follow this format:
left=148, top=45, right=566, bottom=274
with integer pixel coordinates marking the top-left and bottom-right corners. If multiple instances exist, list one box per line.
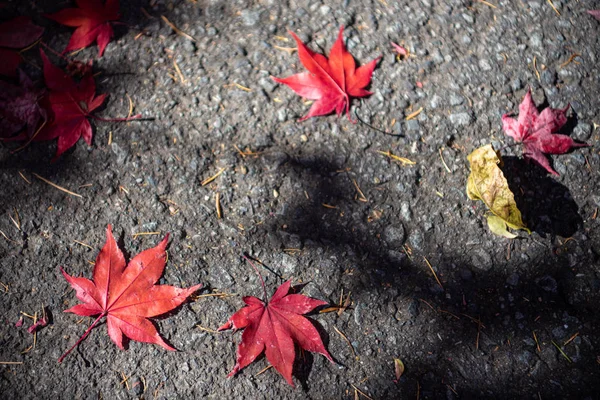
left=37, top=49, right=106, bottom=159
left=46, top=0, right=120, bottom=57
left=272, top=26, right=380, bottom=121
left=0, top=16, right=44, bottom=76
left=219, top=279, right=333, bottom=386
left=58, top=225, right=201, bottom=362
left=502, top=90, right=588, bottom=175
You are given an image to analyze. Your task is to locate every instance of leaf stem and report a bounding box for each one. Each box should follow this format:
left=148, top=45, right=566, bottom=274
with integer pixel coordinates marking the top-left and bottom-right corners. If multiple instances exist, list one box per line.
left=242, top=254, right=268, bottom=303
left=354, top=105, right=402, bottom=137
left=58, top=313, right=105, bottom=363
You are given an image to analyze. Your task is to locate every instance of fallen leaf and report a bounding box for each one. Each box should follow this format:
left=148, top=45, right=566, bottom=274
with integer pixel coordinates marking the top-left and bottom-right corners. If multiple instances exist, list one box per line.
left=27, top=317, right=48, bottom=334
left=394, top=358, right=405, bottom=382
left=588, top=10, right=600, bottom=20
left=467, top=145, right=530, bottom=238
left=58, top=225, right=201, bottom=362
left=272, top=26, right=380, bottom=121
left=66, top=59, right=94, bottom=79
left=0, top=70, right=46, bottom=139
left=218, top=280, right=334, bottom=386
left=45, top=0, right=120, bottom=57
left=36, top=50, right=106, bottom=159
left=390, top=41, right=408, bottom=58
left=502, top=90, right=588, bottom=175
left=0, top=16, right=44, bottom=76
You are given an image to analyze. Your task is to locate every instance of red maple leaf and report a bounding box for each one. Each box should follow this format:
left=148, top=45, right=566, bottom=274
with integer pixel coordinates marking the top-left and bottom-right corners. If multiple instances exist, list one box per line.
left=0, top=70, right=46, bottom=139
left=0, top=16, right=44, bottom=77
left=46, top=0, right=120, bottom=57
left=502, top=90, right=588, bottom=175
left=37, top=49, right=107, bottom=159
left=272, top=26, right=380, bottom=121
left=218, top=279, right=333, bottom=386
left=58, top=225, right=201, bottom=362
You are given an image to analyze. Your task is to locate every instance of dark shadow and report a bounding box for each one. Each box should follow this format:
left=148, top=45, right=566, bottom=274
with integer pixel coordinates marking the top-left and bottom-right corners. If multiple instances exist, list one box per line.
left=501, top=156, right=583, bottom=238
left=293, top=349, right=314, bottom=392
left=239, top=148, right=600, bottom=398
left=294, top=317, right=335, bottom=390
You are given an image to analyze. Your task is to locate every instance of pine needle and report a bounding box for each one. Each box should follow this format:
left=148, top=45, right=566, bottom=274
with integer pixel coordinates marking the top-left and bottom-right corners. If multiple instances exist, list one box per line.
left=334, top=326, right=358, bottom=360
left=132, top=231, right=161, bottom=239
left=350, top=384, right=373, bottom=400
left=552, top=341, right=572, bottom=363
left=546, top=0, right=560, bottom=16
left=423, top=256, right=443, bottom=290
left=196, top=325, right=219, bottom=334
left=256, top=365, right=273, bottom=376
left=161, top=16, right=196, bottom=42
left=352, top=179, right=368, bottom=202
left=201, top=168, right=225, bottom=186
left=18, top=171, right=31, bottom=184
left=376, top=150, right=416, bottom=165
left=73, top=240, right=93, bottom=249
left=32, top=173, right=82, bottom=198
left=476, top=0, right=497, bottom=8
left=215, top=193, right=222, bottom=219
left=405, top=107, right=423, bottom=121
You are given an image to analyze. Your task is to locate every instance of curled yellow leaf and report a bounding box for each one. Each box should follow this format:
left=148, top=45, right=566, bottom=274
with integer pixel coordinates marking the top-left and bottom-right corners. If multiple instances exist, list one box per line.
left=466, top=145, right=530, bottom=238
left=394, top=358, right=405, bottom=381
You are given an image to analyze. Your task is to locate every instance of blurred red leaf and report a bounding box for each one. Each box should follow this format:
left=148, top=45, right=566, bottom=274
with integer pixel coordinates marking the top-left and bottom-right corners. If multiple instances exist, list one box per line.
left=273, top=26, right=380, bottom=121
left=59, top=225, right=201, bottom=362
left=390, top=41, right=408, bottom=58
left=219, top=280, right=333, bottom=386
left=27, top=317, right=48, bottom=334
left=0, top=70, right=46, bottom=139
left=46, top=0, right=119, bottom=57
left=0, top=16, right=44, bottom=76
left=588, top=10, right=600, bottom=20
left=502, top=90, right=588, bottom=175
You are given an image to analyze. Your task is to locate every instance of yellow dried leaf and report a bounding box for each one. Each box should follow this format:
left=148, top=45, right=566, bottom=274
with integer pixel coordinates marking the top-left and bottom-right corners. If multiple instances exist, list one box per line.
left=487, top=214, right=518, bottom=239
left=466, top=145, right=530, bottom=237
left=394, top=358, right=405, bottom=381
